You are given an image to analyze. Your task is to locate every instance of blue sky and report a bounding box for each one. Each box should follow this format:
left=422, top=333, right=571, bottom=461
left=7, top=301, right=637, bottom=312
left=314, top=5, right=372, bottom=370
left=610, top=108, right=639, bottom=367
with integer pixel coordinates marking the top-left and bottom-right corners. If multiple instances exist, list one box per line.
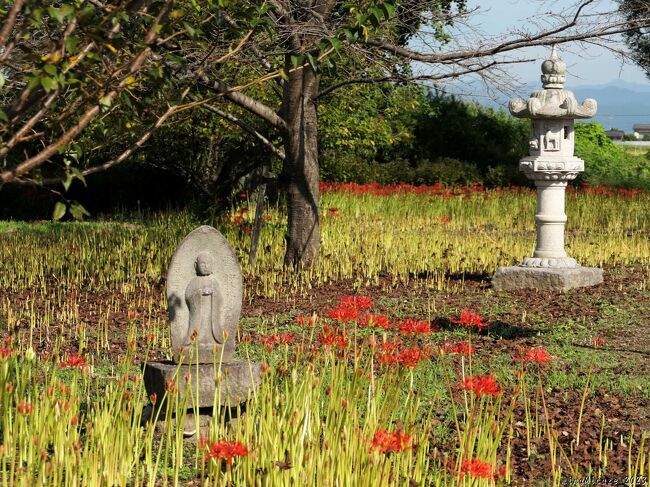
left=454, top=0, right=648, bottom=86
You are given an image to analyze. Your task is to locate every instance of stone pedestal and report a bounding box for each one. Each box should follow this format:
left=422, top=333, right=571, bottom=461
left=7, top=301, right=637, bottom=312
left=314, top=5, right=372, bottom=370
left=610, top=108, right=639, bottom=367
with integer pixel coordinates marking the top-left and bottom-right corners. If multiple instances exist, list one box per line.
left=143, top=360, right=261, bottom=438
left=492, top=265, right=603, bottom=292
left=490, top=47, right=603, bottom=292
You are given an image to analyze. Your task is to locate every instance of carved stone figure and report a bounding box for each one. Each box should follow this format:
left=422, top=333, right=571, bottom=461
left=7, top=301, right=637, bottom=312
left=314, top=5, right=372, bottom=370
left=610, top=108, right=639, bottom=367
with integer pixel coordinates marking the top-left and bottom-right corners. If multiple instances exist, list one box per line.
left=184, top=251, right=224, bottom=347
left=166, top=225, right=242, bottom=363
left=143, top=225, right=261, bottom=440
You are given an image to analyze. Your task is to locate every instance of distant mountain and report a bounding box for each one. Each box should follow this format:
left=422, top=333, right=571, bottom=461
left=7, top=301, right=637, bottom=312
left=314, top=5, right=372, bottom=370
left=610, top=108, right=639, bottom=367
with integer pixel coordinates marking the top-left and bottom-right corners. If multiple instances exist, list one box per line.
left=453, top=79, right=650, bottom=133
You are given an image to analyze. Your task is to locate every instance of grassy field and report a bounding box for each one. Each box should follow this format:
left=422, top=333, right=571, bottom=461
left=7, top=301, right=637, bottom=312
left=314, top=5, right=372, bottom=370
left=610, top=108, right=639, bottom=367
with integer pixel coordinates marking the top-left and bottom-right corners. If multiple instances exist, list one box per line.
left=0, top=183, right=649, bottom=486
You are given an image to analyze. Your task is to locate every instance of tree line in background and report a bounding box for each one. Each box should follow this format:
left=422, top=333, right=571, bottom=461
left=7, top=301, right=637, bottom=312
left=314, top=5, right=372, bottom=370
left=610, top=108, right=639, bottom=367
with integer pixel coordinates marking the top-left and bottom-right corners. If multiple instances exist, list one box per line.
left=2, top=0, right=650, bottom=266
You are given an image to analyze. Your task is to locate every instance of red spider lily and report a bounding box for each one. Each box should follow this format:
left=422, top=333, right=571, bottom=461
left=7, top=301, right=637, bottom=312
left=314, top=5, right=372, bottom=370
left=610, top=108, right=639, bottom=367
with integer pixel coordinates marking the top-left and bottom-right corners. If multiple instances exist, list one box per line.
left=359, top=313, right=391, bottom=329
left=259, top=333, right=296, bottom=350
left=398, top=319, right=434, bottom=335
left=17, top=400, right=32, bottom=415
left=327, top=208, right=340, bottom=217
left=370, top=428, right=412, bottom=454
left=238, top=193, right=247, bottom=198
left=438, top=216, right=451, bottom=224
left=515, top=348, right=553, bottom=365
left=127, top=309, right=138, bottom=321
left=439, top=341, right=475, bottom=355
left=205, top=440, right=249, bottom=464
left=397, top=346, right=430, bottom=367
left=450, top=310, right=489, bottom=331
left=320, top=326, right=347, bottom=349
left=456, top=458, right=498, bottom=479
left=59, top=353, right=87, bottom=368
left=0, top=344, right=11, bottom=359
left=461, top=374, right=501, bottom=398
left=340, top=295, right=373, bottom=310
left=295, top=314, right=319, bottom=327
left=240, top=225, right=252, bottom=234
left=327, top=305, right=359, bottom=323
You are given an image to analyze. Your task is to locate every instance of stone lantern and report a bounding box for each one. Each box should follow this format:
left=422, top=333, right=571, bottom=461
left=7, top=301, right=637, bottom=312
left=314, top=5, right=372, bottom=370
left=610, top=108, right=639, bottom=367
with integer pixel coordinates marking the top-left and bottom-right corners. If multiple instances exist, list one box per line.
left=492, top=47, right=603, bottom=291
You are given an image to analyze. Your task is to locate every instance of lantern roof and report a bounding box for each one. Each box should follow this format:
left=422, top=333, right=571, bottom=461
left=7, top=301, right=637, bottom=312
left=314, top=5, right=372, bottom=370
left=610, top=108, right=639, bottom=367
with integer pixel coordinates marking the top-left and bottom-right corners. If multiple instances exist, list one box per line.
left=509, top=46, right=597, bottom=120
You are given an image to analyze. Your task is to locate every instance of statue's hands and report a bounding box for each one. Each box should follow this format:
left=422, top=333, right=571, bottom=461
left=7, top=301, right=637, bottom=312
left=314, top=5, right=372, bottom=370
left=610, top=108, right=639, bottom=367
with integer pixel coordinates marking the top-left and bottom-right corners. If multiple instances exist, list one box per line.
left=201, top=287, right=213, bottom=296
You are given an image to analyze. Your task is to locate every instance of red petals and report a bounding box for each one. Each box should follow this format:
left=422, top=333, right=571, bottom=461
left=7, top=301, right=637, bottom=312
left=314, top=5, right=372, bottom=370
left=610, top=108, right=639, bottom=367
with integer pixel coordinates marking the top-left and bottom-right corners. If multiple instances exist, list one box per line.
left=370, top=428, right=411, bottom=454
left=461, top=374, right=501, bottom=398
left=450, top=311, right=488, bottom=331
left=515, top=348, right=553, bottom=365
left=398, top=319, right=434, bottom=335
left=260, top=333, right=296, bottom=350
left=360, top=313, right=391, bottom=329
left=205, top=440, right=249, bottom=464
left=457, top=458, right=500, bottom=479
left=320, top=326, right=347, bottom=350
left=59, top=353, right=87, bottom=368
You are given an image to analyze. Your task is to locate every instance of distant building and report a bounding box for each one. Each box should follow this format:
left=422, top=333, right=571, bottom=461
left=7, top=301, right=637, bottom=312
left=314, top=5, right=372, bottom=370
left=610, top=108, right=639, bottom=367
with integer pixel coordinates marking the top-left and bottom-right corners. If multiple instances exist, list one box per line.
left=633, top=124, right=650, bottom=137
left=605, top=129, right=625, bottom=140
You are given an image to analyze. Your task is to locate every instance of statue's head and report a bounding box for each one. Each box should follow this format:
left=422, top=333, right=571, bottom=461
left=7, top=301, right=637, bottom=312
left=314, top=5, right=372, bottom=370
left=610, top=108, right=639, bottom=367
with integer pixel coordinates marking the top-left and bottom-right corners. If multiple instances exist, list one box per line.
left=195, top=251, right=215, bottom=276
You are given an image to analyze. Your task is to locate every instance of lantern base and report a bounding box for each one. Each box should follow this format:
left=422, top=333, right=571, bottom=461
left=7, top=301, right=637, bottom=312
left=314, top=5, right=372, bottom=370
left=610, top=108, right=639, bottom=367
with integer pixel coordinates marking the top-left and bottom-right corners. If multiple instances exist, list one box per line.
left=492, top=266, right=603, bottom=292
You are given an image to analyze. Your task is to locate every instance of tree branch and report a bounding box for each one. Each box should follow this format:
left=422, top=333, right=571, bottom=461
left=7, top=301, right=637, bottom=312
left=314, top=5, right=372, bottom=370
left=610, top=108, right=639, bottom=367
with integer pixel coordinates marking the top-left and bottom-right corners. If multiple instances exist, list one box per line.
left=0, top=0, right=176, bottom=186
left=0, top=0, right=26, bottom=49
left=317, top=59, right=530, bottom=99
left=201, top=103, right=285, bottom=159
left=200, top=79, right=288, bottom=133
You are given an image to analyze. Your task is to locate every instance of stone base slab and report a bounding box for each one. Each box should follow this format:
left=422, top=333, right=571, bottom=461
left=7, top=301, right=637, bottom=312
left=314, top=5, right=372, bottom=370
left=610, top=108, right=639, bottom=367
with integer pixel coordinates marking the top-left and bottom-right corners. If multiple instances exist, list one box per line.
left=492, top=266, right=603, bottom=292
left=143, top=360, right=261, bottom=410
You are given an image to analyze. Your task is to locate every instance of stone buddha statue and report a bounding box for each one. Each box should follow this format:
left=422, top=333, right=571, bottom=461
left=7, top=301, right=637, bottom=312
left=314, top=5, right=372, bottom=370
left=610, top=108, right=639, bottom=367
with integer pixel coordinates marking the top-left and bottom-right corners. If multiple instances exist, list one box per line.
left=185, top=251, right=223, bottom=342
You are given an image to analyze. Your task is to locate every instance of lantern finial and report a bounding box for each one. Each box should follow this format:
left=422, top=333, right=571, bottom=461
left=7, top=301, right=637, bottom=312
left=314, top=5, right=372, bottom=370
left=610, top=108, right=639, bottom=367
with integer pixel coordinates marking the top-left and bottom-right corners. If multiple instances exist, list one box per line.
left=541, top=45, right=566, bottom=89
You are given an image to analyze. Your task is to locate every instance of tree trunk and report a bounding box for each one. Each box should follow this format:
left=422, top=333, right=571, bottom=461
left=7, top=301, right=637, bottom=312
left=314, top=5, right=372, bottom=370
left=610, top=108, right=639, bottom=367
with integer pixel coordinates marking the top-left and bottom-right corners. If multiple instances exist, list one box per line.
left=281, top=64, right=320, bottom=268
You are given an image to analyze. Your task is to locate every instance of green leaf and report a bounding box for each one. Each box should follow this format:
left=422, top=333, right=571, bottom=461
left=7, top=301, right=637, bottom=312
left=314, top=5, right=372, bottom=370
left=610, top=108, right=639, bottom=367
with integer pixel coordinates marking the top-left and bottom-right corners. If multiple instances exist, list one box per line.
left=0, top=109, right=8, bottom=122
left=305, top=52, right=317, bottom=73
left=40, top=76, right=57, bottom=92
left=52, top=202, right=66, bottom=220
left=64, top=36, right=80, bottom=52
left=69, top=202, right=90, bottom=221
left=290, top=54, right=302, bottom=70
left=62, top=173, right=73, bottom=191
left=0, top=72, right=4, bottom=90
left=71, top=167, right=87, bottom=187
left=381, top=2, right=396, bottom=18
left=99, top=95, right=112, bottom=109
left=43, top=64, right=57, bottom=76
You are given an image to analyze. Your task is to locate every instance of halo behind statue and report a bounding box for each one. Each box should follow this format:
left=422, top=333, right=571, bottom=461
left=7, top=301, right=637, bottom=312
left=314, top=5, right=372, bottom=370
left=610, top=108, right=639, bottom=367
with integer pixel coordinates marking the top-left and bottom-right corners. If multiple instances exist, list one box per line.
left=166, top=225, right=243, bottom=354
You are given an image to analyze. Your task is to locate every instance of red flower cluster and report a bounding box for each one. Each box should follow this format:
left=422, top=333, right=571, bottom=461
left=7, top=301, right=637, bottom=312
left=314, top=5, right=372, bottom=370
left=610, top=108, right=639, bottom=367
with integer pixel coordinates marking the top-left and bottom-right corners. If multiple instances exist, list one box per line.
left=327, top=306, right=359, bottom=323
left=377, top=342, right=430, bottom=368
left=320, top=181, right=485, bottom=198
left=516, top=348, right=553, bottom=365
left=398, top=319, right=434, bottom=335
left=295, top=314, right=319, bottom=327
left=571, top=183, right=644, bottom=198
left=59, top=353, right=87, bottom=368
left=456, top=458, right=505, bottom=480
left=327, top=207, right=340, bottom=217
left=359, top=313, right=391, bottom=329
left=461, top=374, right=501, bottom=398
left=370, top=428, right=412, bottom=454
left=320, top=326, right=347, bottom=350
left=327, top=295, right=372, bottom=323
left=340, top=295, right=373, bottom=310
left=451, top=311, right=489, bottom=331
left=0, top=341, right=11, bottom=359
left=259, top=333, right=296, bottom=350
left=205, top=440, right=249, bottom=464
left=225, top=207, right=248, bottom=225
left=439, top=341, right=475, bottom=355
